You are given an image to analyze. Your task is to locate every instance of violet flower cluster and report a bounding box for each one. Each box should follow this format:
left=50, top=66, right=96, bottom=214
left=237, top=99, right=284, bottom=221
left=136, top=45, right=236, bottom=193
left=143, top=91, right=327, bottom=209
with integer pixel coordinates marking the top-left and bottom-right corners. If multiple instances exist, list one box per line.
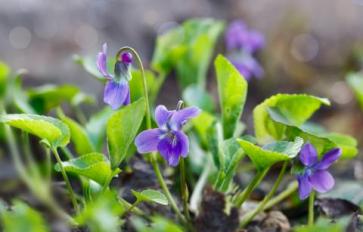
left=296, top=143, right=341, bottom=200
left=225, top=20, right=265, bottom=80
left=97, top=43, right=132, bottom=110
left=135, top=104, right=200, bottom=166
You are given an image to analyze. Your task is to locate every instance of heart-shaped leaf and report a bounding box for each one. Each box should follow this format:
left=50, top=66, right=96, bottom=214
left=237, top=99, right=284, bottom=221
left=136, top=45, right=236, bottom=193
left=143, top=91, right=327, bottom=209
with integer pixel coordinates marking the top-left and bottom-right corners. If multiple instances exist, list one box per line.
left=131, top=189, right=168, bottom=206
left=58, top=110, right=94, bottom=155
left=55, top=152, right=114, bottom=185
left=238, top=137, right=304, bottom=171
left=215, top=55, right=248, bottom=139
left=268, top=107, right=358, bottom=158
left=107, top=98, right=146, bottom=169
left=253, top=94, right=330, bottom=144
left=0, top=114, right=70, bottom=147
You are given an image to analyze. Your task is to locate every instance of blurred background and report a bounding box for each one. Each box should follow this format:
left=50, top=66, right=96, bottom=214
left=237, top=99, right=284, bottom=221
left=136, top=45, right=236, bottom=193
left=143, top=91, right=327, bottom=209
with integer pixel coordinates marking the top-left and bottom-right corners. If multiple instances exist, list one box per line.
left=1, top=0, right=363, bottom=138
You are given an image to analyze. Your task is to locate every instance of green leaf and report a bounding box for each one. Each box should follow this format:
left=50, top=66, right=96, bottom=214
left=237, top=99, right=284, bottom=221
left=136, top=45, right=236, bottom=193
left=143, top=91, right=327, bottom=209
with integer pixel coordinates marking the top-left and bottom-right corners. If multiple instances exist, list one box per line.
left=191, top=111, right=216, bottom=148
left=132, top=189, right=168, bottom=205
left=151, top=18, right=224, bottom=88
left=58, top=110, right=95, bottom=155
left=107, top=98, right=146, bottom=168
left=294, top=217, right=350, bottom=232
left=28, top=84, right=81, bottom=113
left=347, top=72, right=363, bottom=110
left=254, top=94, right=330, bottom=143
left=129, top=70, right=159, bottom=105
left=0, top=61, right=10, bottom=98
left=238, top=137, right=304, bottom=171
left=1, top=200, right=49, bottom=232
left=183, top=84, right=215, bottom=112
left=0, top=114, right=70, bottom=147
left=215, top=138, right=245, bottom=192
left=215, top=55, right=248, bottom=139
left=55, top=152, right=114, bottom=185
left=85, top=107, right=113, bottom=151
left=76, top=190, right=125, bottom=232
left=132, top=216, right=184, bottom=232
left=268, top=107, right=358, bottom=158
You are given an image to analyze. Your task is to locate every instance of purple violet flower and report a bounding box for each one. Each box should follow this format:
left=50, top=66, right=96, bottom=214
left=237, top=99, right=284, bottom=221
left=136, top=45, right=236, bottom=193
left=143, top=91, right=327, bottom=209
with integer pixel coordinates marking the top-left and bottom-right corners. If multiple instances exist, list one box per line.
left=225, top=20, right=265, bottom=80
left=135, top=103, right=200, bottom=166
left=296, top=143, right=341, bottom=200
left=96, top=43, right=132, bottom=110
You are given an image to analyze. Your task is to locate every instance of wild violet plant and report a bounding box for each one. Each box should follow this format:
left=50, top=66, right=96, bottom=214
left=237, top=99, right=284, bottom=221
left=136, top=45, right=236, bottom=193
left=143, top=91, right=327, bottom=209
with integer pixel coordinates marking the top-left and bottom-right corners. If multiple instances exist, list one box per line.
left=0, top=18, right=359, bottom=231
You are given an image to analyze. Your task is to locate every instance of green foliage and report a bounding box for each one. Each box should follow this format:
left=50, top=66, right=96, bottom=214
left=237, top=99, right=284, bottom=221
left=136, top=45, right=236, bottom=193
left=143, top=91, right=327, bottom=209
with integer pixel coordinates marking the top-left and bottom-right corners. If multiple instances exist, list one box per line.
left=191, top=111, right=216, bottom=148
left=76, top=190, right=126, bottom=232
left=107, top=98, right=146, bottom=169
left=151, top=18, right=224, bottom=88
left=183, top=84, right=215, bottom=112
left=0, top=114, right=70, bottom=147
left=254, top=94, right=330, bottom=143
left=0, top=61, right=10, bottom=98
left=132, top=216, right=184, bottom=232
left=347, top=72, right=363, bottom=110
left=131, top=189, right=168, bottom=205
left=238, top=137, right=304, bottom=171
left=215, top=55, right=248, bottom=139
left=28, top=84, right=83, bottom=113
left=85, top=107, right=113, bottom=151
left=130, top=70, right=160, bottom=105
left=58, top=109, right=95, bottom=155
left=55, top=152, right=114, bottom=185
left=74, top=54, right=105, bottom=80
left=1, top=201, right=49, bottom=232
left=268, top=107, right=358, bottom=158
left=215, top=138, right=245, bottom=192
left=294, top=217, right=350, bottom=232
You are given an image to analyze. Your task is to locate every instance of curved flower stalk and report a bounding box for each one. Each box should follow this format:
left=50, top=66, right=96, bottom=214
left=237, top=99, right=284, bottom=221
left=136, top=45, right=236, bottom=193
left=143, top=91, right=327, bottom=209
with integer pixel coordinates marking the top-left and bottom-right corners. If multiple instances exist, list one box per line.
left=135, top=102, right=200, bottom=166
left=296, top=143, right=341, bottom=200
left=225, top=20, right=265, bottom=80
left=97, top=43, right=132, bottom=109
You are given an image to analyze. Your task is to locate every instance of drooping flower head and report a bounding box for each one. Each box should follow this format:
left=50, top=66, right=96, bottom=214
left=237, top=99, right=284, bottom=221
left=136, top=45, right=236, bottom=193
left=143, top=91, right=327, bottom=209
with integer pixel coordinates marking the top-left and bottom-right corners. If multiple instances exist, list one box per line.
left=135, top=102, right=200, bottom=166
left=225, top=20, right=265, bottom=80
left=96, top=43, right=132, bottom=110
left=296, top=143, right=341, bottom=200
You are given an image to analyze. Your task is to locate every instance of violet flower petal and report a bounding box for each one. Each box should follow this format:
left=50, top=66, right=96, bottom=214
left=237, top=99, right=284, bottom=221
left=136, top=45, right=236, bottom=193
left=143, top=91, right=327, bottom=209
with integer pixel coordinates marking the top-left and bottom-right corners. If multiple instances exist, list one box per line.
left=245, top=30, right=265, bottom=53
left=174, top=131, right=189, bottom=157
left=103, top=80, right=130, bottom=110
left=314, top=148, right=341, bottom=170
left=169, top=106, right=200, bottom=130
left=157, top=131, right=189, bottom=166
left=297, top=175, right=312, bottom=200
left=135, top=128, right=162, bottom=153
left=225, top=20, right=248, bottom=51
left=157, top=136, right=180, bottom=166
left=155, top=105, right=174, bottom=128
left=97, top=43, right=112, bottom=79
left=299, top=143, right=318, bottom=166
left=309, top=170, right=335, bottom=193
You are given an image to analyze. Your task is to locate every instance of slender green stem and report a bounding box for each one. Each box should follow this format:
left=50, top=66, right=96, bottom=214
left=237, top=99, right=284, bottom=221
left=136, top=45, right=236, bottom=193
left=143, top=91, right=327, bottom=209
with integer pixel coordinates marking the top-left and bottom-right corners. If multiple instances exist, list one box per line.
left=43, top=146, right=52, bottom=184
left=73, top=105, right=87, bottom=125
left=22, top=132, right=39, bottom=178
left=180, top=158, right=190, bottom=220
left=51, top=147, right=79, bottom=213
left=240, top=162, right=288, bottom=227
left=234, top=168, right=269, bottom=208
left=308, top=191, right=315, bottom=226
left=151, top=156, right=186, bottom=223
left=120, top=198, right=144, bottom=216
left=115, top=47, right=151, bottom=129
left=263, top=181, right=298, bottom=211
left=116, top=46, right=185, bottom=223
